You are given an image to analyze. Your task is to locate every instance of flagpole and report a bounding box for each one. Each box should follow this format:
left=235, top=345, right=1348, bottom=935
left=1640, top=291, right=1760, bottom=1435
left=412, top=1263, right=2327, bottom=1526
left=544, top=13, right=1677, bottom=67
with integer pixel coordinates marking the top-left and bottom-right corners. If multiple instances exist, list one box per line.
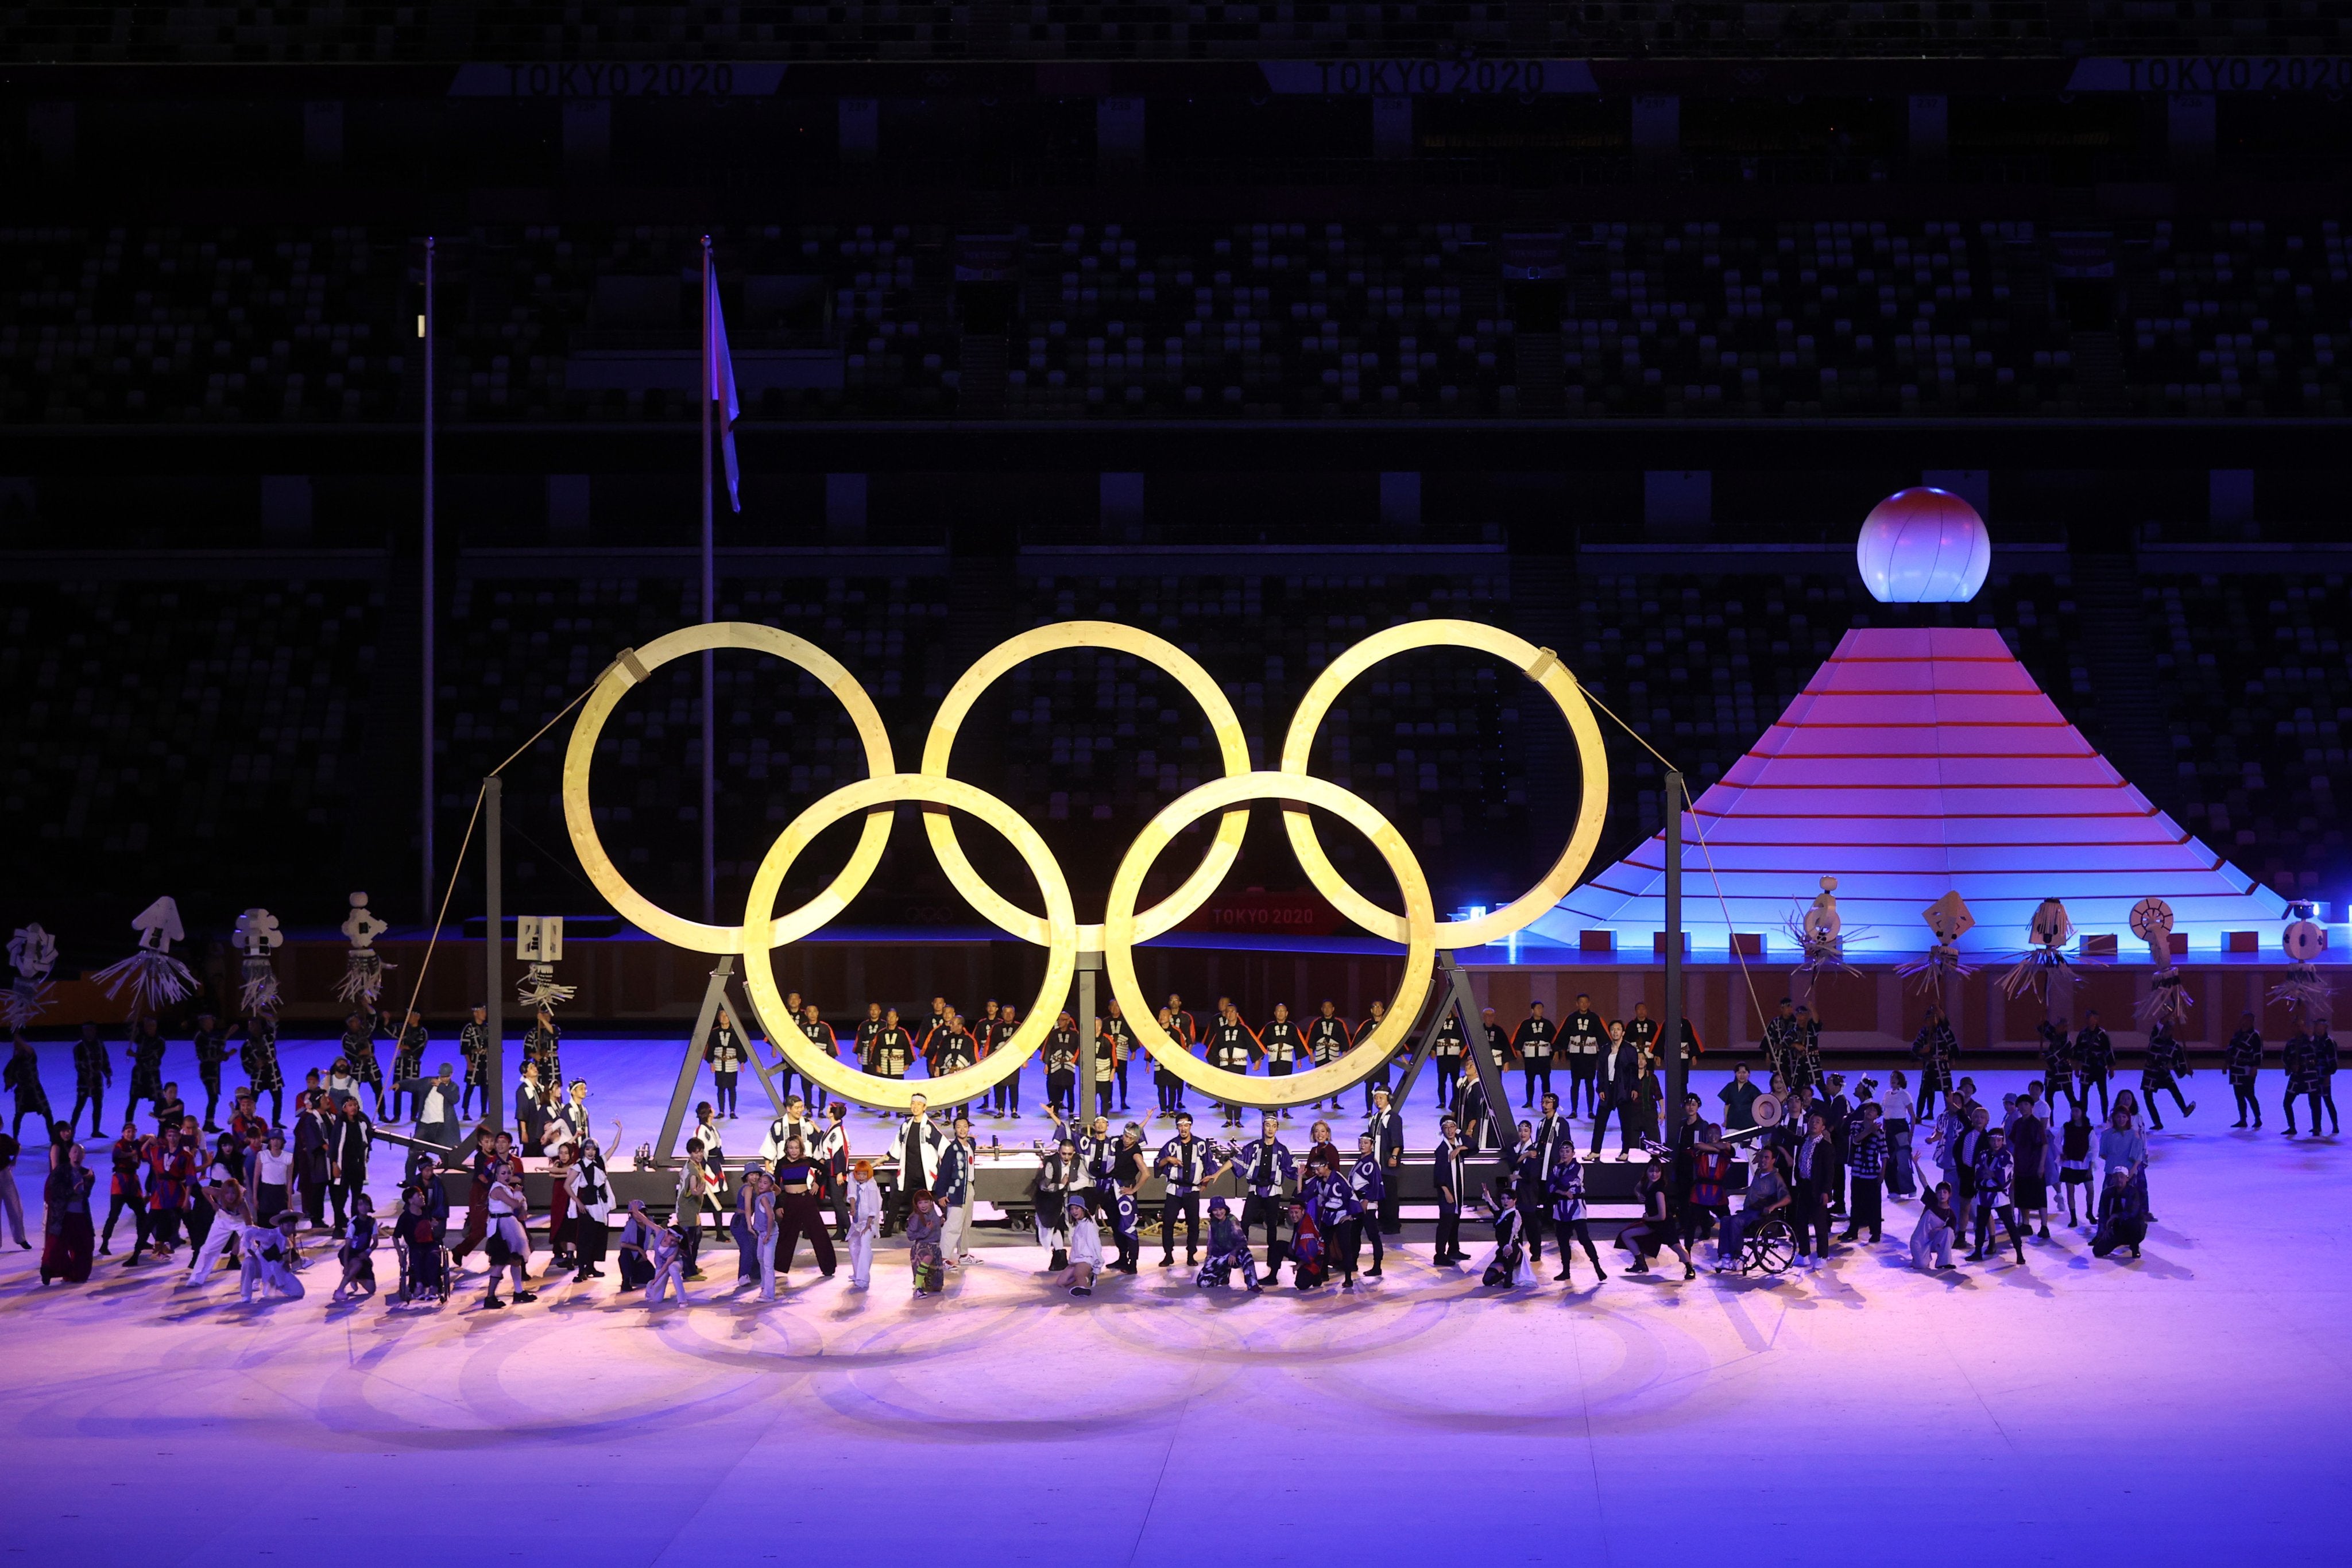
left=421, top=234, right=436, bottom=926
left=700, top=234, right=716, bottom=926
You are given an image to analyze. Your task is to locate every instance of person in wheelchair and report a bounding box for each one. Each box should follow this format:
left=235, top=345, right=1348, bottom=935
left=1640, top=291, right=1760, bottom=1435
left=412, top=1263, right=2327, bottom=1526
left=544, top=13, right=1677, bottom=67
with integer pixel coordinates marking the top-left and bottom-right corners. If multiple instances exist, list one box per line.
left=1713, top=1147, right=1791, bottom=1273
left=392, top=1186, right=446, bottom=1304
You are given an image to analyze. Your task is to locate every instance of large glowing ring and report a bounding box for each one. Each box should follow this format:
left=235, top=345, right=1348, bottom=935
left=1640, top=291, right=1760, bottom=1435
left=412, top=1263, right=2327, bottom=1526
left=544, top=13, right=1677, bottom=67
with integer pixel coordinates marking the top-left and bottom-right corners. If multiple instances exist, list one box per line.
left=562, top=622, right=896, bottom=954
left=1277, top=619, right=1608, bottom=949
left=744, top=773, right=1078, bottom=1113
left=920, top=621, right=1253, bottom=950
left=1103, top=772, right=1436, bottom=1109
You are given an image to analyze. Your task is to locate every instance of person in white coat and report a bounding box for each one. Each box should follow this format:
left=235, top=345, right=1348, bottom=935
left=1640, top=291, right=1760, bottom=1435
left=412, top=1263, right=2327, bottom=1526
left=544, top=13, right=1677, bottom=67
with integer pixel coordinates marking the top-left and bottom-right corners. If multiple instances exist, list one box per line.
left=846, top=1159, right=884, bottom=1289
left=1059, top=1197, right=1102, bottom=1296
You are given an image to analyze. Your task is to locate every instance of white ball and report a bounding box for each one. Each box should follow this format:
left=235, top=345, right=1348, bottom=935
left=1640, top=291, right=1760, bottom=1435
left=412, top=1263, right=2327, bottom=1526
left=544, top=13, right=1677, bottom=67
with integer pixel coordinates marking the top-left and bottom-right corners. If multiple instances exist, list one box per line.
left=1857, top=487, right=1991, bottom=603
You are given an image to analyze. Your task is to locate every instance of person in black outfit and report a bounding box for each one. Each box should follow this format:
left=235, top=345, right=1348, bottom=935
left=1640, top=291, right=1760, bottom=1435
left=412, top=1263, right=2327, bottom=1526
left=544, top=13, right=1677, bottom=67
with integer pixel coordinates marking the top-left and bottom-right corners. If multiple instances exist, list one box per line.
left=1510, top=1002, right=1556, bottom=1109
left=1432, top=1116, right=1469, bottom=1264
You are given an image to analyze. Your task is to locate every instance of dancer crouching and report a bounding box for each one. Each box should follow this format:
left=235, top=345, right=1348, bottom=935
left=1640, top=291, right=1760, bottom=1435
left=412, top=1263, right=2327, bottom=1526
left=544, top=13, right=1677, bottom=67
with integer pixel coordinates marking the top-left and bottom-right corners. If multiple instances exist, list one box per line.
left=1060, top=1197, right=1102, bottom=1297
left=1194, top=1197, right=1262, bottom=1292
left=1476, top=1184, right=1535, bottom=1288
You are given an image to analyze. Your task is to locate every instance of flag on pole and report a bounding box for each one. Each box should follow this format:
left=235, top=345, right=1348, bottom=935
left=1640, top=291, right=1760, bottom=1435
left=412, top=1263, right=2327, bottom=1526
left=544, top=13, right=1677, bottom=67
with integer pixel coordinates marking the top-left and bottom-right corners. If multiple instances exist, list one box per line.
left=704, top=258, right=741, bottom=513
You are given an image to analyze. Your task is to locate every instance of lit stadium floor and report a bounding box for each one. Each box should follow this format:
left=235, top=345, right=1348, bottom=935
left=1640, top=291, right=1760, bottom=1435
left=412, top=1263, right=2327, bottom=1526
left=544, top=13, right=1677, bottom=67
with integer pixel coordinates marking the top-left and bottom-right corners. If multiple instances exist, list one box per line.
left=2, top=1035, right=2347, bottom=1561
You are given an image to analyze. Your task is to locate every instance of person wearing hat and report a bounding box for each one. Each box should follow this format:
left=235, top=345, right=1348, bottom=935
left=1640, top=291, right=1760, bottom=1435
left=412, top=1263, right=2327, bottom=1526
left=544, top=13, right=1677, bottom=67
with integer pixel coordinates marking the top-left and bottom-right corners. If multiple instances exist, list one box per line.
left=1193, top=1196, right=1262, bottom=1291
left=396, top=1062, right=464, bottom=1155
left=1060, top=1195, right=1104, bottom=1296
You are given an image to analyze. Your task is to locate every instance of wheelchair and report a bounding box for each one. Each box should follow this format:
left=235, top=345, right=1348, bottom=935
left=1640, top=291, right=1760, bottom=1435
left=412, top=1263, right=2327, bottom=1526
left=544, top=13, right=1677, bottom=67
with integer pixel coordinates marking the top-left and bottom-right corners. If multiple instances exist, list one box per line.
left=392, top=1234, right=453, bottom=1306
left=1726, top=1214, right=1795, bottom=1277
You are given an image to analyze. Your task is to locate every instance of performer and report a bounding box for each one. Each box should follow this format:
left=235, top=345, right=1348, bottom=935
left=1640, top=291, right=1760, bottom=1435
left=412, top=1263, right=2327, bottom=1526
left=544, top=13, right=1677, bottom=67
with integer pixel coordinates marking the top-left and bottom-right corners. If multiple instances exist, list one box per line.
left=446, top=1129, right=494, bottom=1268
left=1194, top=1197, right=1263, bottom=1291
left=644, top=1213, right=689, bottom=1305
left=871, top=1008, right=914, bottom=1083
left=1432, top=1116, right=1469, bottom=1264
left=1222, top=1113, right=1287, bottom=1269
left=2038, top=1015, right=2080, bottom=1114
left=326, top=1094, right=372, bottom=1230
left=239, top=1211, right=307, bottom=1304
left=1427, top=1004, right=1465, bottom=1110
left=1285, top=1197, right=1327, bottom=1290
left=2007, top=1098, right=2052, bottom=1241
left=1347, top=1129, right=1387, bottom=1279
left=1155, top=1112, right=1220, bottom=1268
left=524, top=1006, right=563, bottom=1094
left=1910, top=1182, right=1962, bottom=1271
left=2226, top=1012, right=2265, bottom=1128
left=1096, top=1002, right=1129, bottom=1116
left=1712, top=1147, right=1791, bottom=1273
left=759, top=1093, right=824, bottom=1166
left=1717, top=1061, right=1763, bottom=1135
left=71, top=1021, right=111, bottom=1137
left=1059, top=1196, right=1103, bottom=1296
left=1107, top=1151, right=1143, bottom=1275
left=1476, top=1184, right=1535, bottom=1289
left=1045, top=1011, right=1081, bottom=1117
left=1521, top=1094, right=1570, bottom=1262
left=1790, top=1112, right=1838, bottom=1268
left=918, top=995, right=952, bottom=1077
left=1357, top=997, right=1394, bottom=1113
left=903, top=1190, right=946, bottom=1296
left=567, top=1130, right=616, bottom=1282
left=388, top=1011, right=428, bottom=1123
left=137, top=1125, right=194, bottom=1264
left=1366, top=1085, right=1405, bottom=1234
left=1838, top=1101, right=1889, bottom=1244
left=854, top=1002, right=886, bottom=1074
left=1204, top=1006, right=1258, bottom=1129
left=1306, top=1000, right=1351, bottom=1113
left=512, top=1061, right=551, bottom=1156
left=458, top=1005, right=493, bottom=1118
left=2314, top=1019, right=2340, bottom=1135
left=396, top=1062, right=465, bottom=1162
left=38, top=1141, right=96, bottom=1285
left=2283, top=1025, right=2321, bottom=1136
left=125, top=1016, right=168, bottom=1124
left=934, top=1115, right=980, bottom=1268
left=799, top=1001, right=842, bottom=1115
left=99, top=1117, right=145, bottom=1257
left=989, top=1002, right=1030, bottom=1119
left=1305, top=1152, right=1364, bottom=1290
left=887, top=1094, right=945, bottom=1235
left=1544, top=1148, right=1606, bottom=1283
left=331, top=1190, right=378, bottom=1304
left=1510, top=1001, right=1555, bottom=1109
left=2141, top=1020, right=2196, bottom=1130
left=1786, top=1005, right=1822, bottom=1094
left=843, top=1159, right=883, bottom=1290
left=1560, top=993, right=1604, bottom=1117
left=1616, top=1157, right=1696, bottom=1279
left=480, top=1158, right=535, bottom=1309
left=1967, top=1125, right=2027, bottom=1265
left=338, top=1012, right=386, bottom=1118
left=1760, top=998, right=1801, bottom=1084
left=1034, top=1137, right=1082, bottom=1270
left=1259, top=1003, right=1305, bottom=1097
left=771, top=1133, right=837, bottom=1280
left=2074, top=1010, right=2116, bottom=1117
left=1909, top=1005, right=1956, bottom=1122
left=705, top=1008, right=747, bottom=1118
left=820, top=1101, right=851, bottom=1240
left=185, top=1156, right=249, bottom=1284
left=1592, top=1020, right=1654, bottom=1158
left=6, top=1031, right=52, bottom=1144
left=933, top=1012, right=980, bottom=1121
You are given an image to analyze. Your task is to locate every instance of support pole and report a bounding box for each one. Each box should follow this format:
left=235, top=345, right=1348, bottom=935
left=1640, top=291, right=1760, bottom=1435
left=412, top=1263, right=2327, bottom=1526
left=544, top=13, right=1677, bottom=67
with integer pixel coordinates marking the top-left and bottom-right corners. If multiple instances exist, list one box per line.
left=699, top=234, right=717, bottom=927
left=420, top=235, right=435, bottom=923
left=1077, top=949, right=1103, bottom=1115
left=484, top=774, right=505, bottom=1130
left=1663, top=769, right=1686, bottom=1124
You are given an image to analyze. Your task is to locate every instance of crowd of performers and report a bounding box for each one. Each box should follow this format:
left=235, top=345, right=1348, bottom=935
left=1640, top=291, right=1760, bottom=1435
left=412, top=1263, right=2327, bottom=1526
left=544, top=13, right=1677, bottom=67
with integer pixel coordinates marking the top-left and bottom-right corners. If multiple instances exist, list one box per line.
left=8, top=985, right=2328, bottom=1303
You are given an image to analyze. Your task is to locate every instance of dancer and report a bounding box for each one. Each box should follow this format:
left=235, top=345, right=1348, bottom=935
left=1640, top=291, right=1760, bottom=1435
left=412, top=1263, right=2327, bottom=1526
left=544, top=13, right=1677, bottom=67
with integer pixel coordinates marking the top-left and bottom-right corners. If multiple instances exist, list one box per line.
left=906, top=1190, right=945, bottom=1296
left=1059, top=1195, right=1102, bottom=1296
left=1367, top=1085, right=1405, bottom=1234
left=2141, top=1020, right=2196, bottom=1130
left=821, top=1100, right=851, bottom=1240
left=327, top=1094, right=371, bottom=1229
left=1348, top=1129, right=1388, bottom=1279
left=644, top=1214, right=689, bottom=1304
left=933, top=1115, right=977, bottom=1268
left=1561, top=993, right=1605, bottom=1117
left=614, top=1201, right=655, bottom=1293
left=338, top=1012, right=386, bottom=1118
left=71, top=1023, right=111, bottom=1137
left=186, top=1157, right=250, bottom=1284
left=2090, top=1163, right=2149, bottom=1261
left=1476, top=1184, right=1535, bottom=1288
left=760, top=1093, right=825, bottom=1166
left=2075, top=1011, right=2116, bottom=1117
left=871, top=1008, right=914, bottom=1085
left=1307, top=1152, right=1364, bottom=1291
left=2038, top=1015, right=2079, bottom=1114
left=1544, top=1149, right=1606, bottom=1283
left=772, top=1132, right=838, bottom=1280
left=1838, top=1101, right=1888, bottom=1244
left=1306, top=1000, right=1351, bottom=1113
left=1881, top=1070, right=1917, bottom=1200
left=481, top=1156, right=535, bottom=1309
left=1235, top=1113, right=1295, bottom=1271
left=125, top=1016, right=168, bottom=1124
left=1034, top=1137, right=1081, bottom=1270
left=1155, top=1112, right=1220, bottom=1268
left=389, top=1011, right=427, bottom=1123
left=524, top=1006, right=563, bottom=1095
left=1426, top=1004, right=1465, bottom=1111
left=238, top=1211, right=306, bottom=1304
left=1616, top=1157, right=1696, bottom=1279
left=1286, top=1198, right=1327, bottom=1290
left=1910, top=1005, right=1956, bottom=1122
left=2226, top=1012, right=2264, bottom=1128
left=1206, top=1002, right=1256, bottom=1129
left=1432, top=1115, right=1469, bottom=1265
left=99, top=1118, right=145, bottom=1257
left=1093, top=1003, right=1126, bottom=1117
left=2315, top=1019, right=2341, bottom=1134
left=2283, top=1025, right=2320, bottom=1136
left=1910, top=1182, right=1960, bottom=1272
left=1194, top=1197, right=1262, bottom=1291
left=887, top=1094, right=945, bottom=1235
left=846, top=1159, right=883, bottom=1290
left=705, top=1008, right=747, bottom=1120
left=1967, top=1125, right=2027, bottom=1265
left=1511, top=1001, right=1556, bottom=1109
left=1107, top=1155, right=1143, bottom=1275
left=746, top=1162, right=778, bottom=1300
left=331, top=1191, right=377, bottom=1303
left=39, top=1141, right=95, bottom=1285
left=1045, top=1011, right=1080, bottom=1118
left=2057, top=1102, right=2095, bottom=1226
left=568, top=1128, right=617, bottom=1283
left=7, top=1032, right=52, bottom=1145
left=190, top=1013, right=229, bottom=1130
left=2008, top=1099, right=2052, bottom=1241
left=459, top=1005, right=492, bottom=1118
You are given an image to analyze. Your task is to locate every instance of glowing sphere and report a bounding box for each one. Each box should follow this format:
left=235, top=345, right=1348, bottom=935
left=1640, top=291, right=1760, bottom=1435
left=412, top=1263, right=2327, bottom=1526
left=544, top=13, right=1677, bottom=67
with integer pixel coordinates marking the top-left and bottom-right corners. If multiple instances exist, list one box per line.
left=1856, top=487, right=1991, bottom=603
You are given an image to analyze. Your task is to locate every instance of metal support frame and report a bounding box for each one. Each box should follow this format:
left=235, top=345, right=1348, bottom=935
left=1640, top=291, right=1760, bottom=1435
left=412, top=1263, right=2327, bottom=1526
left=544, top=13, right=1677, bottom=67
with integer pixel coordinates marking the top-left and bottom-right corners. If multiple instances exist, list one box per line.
left=1388, top=953, right=1515, bottom=1187
left=483, top=774, right=505, bottom=1131
left=651, top=957, right=791, bottom=1165
left=1664, top=769, right=1686, bottom=1120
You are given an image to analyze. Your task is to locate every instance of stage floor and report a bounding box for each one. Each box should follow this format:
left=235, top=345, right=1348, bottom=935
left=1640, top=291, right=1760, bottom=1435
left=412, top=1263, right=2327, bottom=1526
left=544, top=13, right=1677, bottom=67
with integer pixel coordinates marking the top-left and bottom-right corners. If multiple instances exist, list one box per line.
left=3, top=1039, right=2348, bottom=1562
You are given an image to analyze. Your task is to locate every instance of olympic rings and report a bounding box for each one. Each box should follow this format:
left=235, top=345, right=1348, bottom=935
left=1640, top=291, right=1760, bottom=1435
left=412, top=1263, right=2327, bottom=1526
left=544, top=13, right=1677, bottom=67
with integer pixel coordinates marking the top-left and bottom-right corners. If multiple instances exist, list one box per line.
left=743, top=773, right=1078, bottom=1113
left=1102, top=772, right=1436, bottom=1110
left=920, top=622, right=1252, bottom=951
left=562, top=622, right=895, bottom=955
left=560, top=615, right=1608, bottom=1109
left=1277, top=619, right=1610, bottom=950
